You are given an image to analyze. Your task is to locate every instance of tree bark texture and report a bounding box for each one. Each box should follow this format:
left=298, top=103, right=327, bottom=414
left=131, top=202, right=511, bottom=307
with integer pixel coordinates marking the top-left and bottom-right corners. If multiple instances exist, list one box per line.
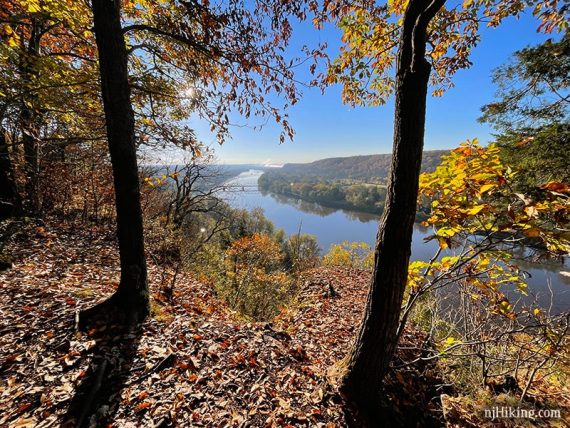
left=20, top=18, right=42, bottom=214
left=340, top=0, right=446, bottom=419
left=90, top=0, right=149, bottom=322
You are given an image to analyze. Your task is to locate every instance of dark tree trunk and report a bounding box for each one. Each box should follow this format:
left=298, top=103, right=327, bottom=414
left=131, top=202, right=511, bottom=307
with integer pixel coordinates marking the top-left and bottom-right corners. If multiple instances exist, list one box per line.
left=340, top=0, right=445, bottom=419
left=84, top=0, right=149, bottom=324
left=0, top=128, right=22, bottom=218
left=20, top=18, right=42, bottom=214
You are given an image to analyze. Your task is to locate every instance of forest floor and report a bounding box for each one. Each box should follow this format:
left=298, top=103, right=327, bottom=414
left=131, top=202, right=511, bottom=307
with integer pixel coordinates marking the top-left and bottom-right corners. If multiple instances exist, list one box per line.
left=0, top=219, right=568, bottom=427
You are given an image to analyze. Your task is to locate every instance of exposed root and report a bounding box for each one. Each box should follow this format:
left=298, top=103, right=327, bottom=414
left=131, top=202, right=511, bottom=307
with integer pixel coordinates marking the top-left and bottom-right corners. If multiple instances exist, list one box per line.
left=77, top=292, right=147, bottom=331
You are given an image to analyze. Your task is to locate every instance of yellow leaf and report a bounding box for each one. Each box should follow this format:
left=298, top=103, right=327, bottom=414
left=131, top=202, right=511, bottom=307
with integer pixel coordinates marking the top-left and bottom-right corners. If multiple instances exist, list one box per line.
left=445, top=336, right=459, bottom=346
left=479, top=183, right=496, bottom=195
left=499, top=301, right=512, bottom=315
left=27, top=1, right=41, bottom=12
left=467, top=205, right=485, bottom=215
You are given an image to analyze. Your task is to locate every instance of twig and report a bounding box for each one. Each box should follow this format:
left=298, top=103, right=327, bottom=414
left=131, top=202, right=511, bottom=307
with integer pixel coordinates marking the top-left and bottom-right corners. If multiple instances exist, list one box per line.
left=127, top=353, right=177, bottom=386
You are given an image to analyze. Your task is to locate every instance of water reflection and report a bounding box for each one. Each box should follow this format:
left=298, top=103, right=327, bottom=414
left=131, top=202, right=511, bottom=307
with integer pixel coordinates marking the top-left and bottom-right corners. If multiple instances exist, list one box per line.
left=222, top=170, right=569, bottom=313
left=260, top=189, right=379, bottom=223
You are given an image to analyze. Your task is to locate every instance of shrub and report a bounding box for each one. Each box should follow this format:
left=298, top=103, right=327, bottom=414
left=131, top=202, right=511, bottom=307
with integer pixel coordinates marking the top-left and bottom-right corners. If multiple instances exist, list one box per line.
left=221, top=233, right=294, bottom=320
left=282, top=233, right=320, bottom=274
left=323, top=241, right=373, bottom=270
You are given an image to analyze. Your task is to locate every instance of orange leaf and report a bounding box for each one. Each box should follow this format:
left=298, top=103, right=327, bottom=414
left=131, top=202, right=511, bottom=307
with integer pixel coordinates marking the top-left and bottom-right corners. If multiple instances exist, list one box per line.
left=136, top=391, right=149, bottom=401
left=437, top=237, right=449, bottom=249
left=135, top=401, right=151, bottom=411
left=541, top=181, right=570, bottom=193
left=523, top=228, right=541, bottom=238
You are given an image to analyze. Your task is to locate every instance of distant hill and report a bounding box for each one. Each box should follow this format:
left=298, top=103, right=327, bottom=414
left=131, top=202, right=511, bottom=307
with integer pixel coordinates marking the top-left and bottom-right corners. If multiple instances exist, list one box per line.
left=272, top=150, right=447, bottom=181
left=258, top=151, right=448, bottom=216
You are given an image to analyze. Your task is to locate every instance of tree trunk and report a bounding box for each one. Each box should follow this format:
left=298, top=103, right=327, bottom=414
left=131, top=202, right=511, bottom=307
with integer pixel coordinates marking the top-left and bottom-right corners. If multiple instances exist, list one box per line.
left=85, top=0, right=149, bottom=324
left=20, top=18, right=42, bottom=214
left=340, top=0, right=445, bottom=418
left=0, top=128, right=22, bottom=218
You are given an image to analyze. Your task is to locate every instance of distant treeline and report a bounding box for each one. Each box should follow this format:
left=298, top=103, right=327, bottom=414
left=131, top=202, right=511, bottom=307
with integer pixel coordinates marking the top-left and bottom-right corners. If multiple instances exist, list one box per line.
left=268, top=150, right=447, bottom=182
left=258, top=151, right=447, bottom=214
left=259, top=175, right=387, bottom=214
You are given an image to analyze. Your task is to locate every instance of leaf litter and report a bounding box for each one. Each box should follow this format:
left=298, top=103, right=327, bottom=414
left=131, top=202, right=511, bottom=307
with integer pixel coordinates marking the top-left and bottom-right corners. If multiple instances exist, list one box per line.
left=0, top=220, right=445, bottom=427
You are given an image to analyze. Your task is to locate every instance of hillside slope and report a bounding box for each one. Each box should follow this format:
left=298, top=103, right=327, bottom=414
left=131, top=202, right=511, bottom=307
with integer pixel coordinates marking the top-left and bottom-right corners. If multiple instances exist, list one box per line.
left=0, top=221, right=444, bottom=427
left=1, top=221, right=568, bottom=426
left=273, top=150, right=447, bottom=181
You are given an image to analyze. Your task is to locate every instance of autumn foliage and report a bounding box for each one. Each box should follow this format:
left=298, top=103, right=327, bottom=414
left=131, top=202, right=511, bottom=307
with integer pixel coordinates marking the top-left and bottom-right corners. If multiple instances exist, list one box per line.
left=420, top=140, right=570, bottom=255
left=223, top=233, right=293, bottom=321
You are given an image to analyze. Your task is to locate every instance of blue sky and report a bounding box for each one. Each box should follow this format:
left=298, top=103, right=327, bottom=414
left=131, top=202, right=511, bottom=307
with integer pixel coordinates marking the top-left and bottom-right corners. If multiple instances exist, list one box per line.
left=187, top=12, right=559, bottom=165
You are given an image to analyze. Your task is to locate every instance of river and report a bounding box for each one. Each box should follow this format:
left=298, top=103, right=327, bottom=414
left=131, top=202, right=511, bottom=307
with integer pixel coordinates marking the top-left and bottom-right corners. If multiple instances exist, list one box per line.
left=222, top=169, right=570, bottom=313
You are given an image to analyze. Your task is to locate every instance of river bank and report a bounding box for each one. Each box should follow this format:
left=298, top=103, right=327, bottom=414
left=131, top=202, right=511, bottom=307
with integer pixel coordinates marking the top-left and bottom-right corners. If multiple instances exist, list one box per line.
left=222, top=169, right=570, bottom=314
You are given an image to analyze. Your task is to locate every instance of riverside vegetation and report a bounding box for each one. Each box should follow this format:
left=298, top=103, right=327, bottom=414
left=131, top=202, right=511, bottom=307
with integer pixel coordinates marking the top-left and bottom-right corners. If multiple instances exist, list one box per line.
left=0, top=0, right=569, bottom=426
left=258, top=151, right=446, bottom=215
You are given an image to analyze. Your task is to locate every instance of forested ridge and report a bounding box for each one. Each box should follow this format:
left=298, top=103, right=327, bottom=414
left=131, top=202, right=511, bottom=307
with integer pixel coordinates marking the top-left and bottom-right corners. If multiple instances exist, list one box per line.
left=1, top=0, right=569, bottom=427
left=263, top=150, right=446, bottom=181
left=258, top=150, right=446, bottom=214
